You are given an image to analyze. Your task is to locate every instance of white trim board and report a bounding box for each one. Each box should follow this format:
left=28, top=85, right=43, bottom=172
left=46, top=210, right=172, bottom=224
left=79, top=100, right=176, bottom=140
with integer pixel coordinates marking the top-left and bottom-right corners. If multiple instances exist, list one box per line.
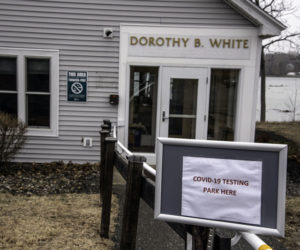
left=0, top=47, right=59, bottom=137
left=118, top=25, right=261, bottom=164
left=224, top=0, right=286, bottom=38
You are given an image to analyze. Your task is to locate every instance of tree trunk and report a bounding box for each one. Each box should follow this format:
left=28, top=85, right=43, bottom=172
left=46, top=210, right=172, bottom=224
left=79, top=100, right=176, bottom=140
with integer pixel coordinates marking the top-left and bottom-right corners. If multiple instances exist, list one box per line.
left=260, top=50, right=266, bottom=122
left=254, top=0, right=266, bottom=122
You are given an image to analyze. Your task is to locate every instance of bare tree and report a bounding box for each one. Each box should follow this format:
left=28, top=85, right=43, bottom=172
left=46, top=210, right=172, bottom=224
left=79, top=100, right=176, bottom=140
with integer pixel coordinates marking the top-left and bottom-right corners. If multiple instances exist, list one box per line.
left=285, top=82, right=300, bottom=121
left=0, top=112, right=27, bottom=167
left=251, top=0, right=300, bottom=121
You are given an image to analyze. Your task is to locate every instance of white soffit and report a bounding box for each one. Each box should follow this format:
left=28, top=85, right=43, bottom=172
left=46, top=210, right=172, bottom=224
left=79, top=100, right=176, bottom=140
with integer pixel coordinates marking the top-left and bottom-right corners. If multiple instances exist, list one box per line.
left=224, top=0, right=286, bottom=38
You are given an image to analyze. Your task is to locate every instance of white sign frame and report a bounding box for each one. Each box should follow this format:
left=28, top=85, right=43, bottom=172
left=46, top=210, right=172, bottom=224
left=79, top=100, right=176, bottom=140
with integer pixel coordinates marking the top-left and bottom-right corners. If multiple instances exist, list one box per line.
left=154, top=137, right=287, bottom=236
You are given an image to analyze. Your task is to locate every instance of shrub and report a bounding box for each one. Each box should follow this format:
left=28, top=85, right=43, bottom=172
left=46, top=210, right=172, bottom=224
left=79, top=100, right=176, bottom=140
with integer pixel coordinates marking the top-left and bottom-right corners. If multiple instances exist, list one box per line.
left=0, top=112, right=27, bottom=166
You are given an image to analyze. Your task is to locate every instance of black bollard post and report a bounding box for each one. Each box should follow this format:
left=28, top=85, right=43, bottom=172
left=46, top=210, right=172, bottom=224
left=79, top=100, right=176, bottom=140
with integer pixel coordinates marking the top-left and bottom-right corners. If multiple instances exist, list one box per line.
left=99, top=125, right=110, bottom=202
left=120, top=155, right=146, bottom=250
left=100, top=137, right=117, bottom=238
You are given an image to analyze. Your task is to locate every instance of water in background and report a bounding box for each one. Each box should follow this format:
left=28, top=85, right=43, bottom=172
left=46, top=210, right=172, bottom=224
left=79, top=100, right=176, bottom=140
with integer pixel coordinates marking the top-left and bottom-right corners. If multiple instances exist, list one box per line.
left=256, top=77, right=300, bottom=122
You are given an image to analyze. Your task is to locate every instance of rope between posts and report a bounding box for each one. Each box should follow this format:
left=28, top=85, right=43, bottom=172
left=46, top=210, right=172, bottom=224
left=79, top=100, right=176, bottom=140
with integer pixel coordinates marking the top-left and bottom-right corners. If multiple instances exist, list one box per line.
left=114, top=125, right=156, bottom=177
left=240, top=232, right=273, bottom=250
left=116, top=140, right=156, bottom=177
left=259, top=245, right=272, bottom=250
left=117, top=140, right=133, bottom=157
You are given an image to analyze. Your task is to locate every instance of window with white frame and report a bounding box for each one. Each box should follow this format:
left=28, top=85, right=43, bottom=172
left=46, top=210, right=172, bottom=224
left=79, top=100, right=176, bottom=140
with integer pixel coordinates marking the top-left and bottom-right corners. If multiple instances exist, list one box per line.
left=0, top=57, right=17, bottom=116
left=0, top=48, right=59, bottom=136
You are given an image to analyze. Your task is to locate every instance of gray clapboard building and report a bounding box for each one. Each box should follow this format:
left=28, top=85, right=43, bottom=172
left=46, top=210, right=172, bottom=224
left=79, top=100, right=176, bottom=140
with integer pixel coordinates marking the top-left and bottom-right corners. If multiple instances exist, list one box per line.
left=0, top=0, right=284, bottom=163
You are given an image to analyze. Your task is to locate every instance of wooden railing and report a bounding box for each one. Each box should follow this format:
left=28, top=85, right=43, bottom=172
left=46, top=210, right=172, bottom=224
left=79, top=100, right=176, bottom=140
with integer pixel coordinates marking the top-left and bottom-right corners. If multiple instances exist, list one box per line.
left=98, top=121, right=272, bottom=250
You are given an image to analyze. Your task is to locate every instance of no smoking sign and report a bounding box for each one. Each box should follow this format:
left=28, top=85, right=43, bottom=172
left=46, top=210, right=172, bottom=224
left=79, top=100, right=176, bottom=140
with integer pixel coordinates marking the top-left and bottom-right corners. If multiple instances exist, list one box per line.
left=67, top=71, right=87, bottom=102
left=71, top=82, right=84, bottom=94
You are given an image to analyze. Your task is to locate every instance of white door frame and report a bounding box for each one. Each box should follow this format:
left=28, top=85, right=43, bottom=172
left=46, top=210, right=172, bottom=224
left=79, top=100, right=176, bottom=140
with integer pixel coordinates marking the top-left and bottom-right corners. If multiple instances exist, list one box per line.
left=159, top=66, right=209, bottom=140
left=118, top=24, right=261, bottom=164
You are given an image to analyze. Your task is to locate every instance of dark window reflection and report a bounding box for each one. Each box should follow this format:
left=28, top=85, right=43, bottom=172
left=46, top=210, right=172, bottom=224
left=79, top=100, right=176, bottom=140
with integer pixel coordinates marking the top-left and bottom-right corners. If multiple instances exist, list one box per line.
left=169, top=79, right=197, bottom=115
left=27, top=94, right=50, bottom=127
left=128, top=66, right=158, bottom=152
left=27, top=58, right=49, bottom=92
left=26, top=58, right=50, bottom=127
left=168, top=78, right=198, bottom=139
left=0, top=57, right=17, bottom=91
left=169, top=117, right=196, bottom=139
left=0, top=93, right=17, bottom=117
left=208, top=69, right=239, bottom=141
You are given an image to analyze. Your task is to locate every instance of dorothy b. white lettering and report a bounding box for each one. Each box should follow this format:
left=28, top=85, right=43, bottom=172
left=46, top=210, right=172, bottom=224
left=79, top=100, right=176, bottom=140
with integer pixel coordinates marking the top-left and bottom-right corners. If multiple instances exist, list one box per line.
left=209, top=39, right=249, bottom=48
left=130, top=36, right=250, bottom=49
left=130, top=36, right=189, bottom=47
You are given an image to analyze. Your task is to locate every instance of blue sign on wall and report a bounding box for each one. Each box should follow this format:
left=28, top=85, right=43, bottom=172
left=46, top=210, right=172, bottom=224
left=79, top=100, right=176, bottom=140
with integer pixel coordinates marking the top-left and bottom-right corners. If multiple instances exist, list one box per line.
left=67, top=71, right=87, bottom=102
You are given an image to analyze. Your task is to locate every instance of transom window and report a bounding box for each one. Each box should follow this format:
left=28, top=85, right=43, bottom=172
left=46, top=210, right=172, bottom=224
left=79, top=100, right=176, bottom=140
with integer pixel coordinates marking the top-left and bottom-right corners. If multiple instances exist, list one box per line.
left=0, top=48, right=59, bottom=136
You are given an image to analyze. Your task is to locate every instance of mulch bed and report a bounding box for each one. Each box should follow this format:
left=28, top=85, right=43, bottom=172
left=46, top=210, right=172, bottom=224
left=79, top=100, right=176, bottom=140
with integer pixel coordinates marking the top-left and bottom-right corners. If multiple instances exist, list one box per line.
left=0, top=162, right=100, bottom=196
left=0, top=159, right=299, bottom=196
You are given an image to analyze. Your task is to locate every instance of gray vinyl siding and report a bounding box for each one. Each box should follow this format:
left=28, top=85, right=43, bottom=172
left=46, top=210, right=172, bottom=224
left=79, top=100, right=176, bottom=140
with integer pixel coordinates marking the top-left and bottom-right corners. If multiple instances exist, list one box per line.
left=0, top=0, right=254, bottom=163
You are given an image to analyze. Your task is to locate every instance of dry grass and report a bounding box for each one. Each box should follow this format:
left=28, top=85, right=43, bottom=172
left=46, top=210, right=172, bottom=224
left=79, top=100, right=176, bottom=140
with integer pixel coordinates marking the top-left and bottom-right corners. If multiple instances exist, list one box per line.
left=256, top=122, right=300, bottom=144
left=283, top=197, right=300, bottom=249
left=0, top=193, right=118, bottom=250
left=256, top=122, right=300, bottom=248
left=256, top=121, right=300, bottom=159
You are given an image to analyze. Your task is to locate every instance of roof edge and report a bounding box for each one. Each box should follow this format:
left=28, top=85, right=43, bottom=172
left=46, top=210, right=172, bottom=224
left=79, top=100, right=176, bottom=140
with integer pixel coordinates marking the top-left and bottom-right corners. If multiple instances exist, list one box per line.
left=224, top=0, right=286, bottom=38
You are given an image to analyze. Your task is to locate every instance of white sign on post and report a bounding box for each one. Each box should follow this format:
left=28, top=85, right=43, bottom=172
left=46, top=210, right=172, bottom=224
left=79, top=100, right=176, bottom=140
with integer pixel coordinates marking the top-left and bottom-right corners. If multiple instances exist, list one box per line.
left=181, top=156, right=262, bottom=224
left=155, top=138, right=287, bottom=236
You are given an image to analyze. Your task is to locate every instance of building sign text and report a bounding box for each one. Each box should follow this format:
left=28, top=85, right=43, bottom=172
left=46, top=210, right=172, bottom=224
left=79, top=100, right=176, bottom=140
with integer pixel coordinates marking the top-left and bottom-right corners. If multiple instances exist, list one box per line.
left=67, top=71, right=87, bottom=102
left=128, top=34, right=252, bottom=59
left=130, top=36, right=249, bottom=49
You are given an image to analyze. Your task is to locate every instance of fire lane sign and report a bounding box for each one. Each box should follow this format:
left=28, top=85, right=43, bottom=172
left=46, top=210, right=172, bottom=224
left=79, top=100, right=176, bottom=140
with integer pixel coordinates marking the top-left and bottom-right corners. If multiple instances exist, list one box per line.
left=67, top=71, right=87, bottom=102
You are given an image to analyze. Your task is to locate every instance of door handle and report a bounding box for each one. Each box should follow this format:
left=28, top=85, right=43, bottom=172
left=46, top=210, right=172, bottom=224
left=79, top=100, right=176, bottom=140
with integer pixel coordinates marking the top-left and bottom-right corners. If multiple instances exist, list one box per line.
left=162, top=111, right=169, bottom=122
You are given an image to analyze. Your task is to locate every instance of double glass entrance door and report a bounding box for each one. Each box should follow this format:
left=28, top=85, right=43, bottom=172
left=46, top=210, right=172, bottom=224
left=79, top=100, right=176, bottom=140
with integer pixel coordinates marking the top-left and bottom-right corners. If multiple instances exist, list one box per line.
left=128, top=66, right=239, bottom=154
left=128, top=66, right=207, bottom=153
left=160, top=67, right=208, bottom=140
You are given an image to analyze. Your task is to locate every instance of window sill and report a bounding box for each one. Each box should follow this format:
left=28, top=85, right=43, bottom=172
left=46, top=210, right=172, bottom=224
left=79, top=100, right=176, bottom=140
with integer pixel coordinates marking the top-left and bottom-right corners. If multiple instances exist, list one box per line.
left=26, top=128, right=58, bottom=137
